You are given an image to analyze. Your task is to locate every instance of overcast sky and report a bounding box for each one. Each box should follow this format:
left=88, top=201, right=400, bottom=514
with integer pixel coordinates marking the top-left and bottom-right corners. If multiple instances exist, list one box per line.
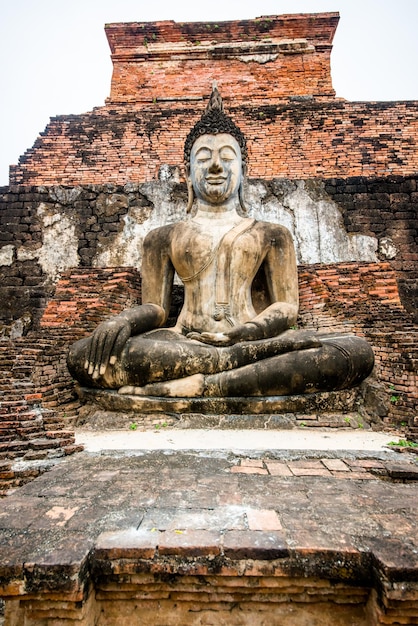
left=1, top=0, right=417, bottom=186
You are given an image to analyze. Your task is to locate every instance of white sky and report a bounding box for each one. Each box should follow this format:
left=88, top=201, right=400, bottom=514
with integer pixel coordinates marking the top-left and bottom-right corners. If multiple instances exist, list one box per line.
left=1, top=0, right=417, bottom=186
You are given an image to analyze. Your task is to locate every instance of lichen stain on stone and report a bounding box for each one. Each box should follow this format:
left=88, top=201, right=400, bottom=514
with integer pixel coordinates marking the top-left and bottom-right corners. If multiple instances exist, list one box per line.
left=48, top=187, right=82, bottom=206
left=378, top=236, right=398, bottom=260
left=130, top=204, right=154, bottom=225
left=96, top=193, right=129, bottom=217
left=16, top=245, right=41, bottom=262
left=45, top=505, right=79, bottom=527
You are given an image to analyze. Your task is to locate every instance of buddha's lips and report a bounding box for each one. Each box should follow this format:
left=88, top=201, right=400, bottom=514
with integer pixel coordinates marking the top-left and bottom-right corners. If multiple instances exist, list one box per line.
left=206, top=177, right=227, bottom=184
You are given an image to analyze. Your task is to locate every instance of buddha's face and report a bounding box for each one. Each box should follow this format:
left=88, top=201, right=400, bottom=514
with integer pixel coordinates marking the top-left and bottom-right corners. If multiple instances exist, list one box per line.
left=189, top=133, right=242, bottom=205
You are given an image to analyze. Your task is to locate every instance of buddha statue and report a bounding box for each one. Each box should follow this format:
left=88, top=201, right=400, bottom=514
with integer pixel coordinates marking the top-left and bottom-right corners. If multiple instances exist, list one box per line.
left=67, top=87, right=374, bottom=399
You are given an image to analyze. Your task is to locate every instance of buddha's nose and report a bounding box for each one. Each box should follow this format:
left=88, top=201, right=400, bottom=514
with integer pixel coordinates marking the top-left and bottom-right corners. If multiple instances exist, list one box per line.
left=209, top=156, right=222, bottom=173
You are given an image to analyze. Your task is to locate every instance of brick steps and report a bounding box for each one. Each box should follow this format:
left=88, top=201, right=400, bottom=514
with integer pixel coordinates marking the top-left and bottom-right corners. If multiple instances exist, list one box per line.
left=0, top=268, right=146, bottom=494
left=0, top=333, right=78, bottom=492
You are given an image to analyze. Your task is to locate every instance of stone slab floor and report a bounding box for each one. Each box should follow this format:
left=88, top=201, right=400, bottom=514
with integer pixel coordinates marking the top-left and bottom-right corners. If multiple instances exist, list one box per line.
left=1, top=429, right=418, bottom=624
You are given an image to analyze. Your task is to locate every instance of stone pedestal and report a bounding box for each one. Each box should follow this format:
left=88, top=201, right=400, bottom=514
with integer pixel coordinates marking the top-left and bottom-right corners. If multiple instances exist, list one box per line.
left=75, top=385, right=385, bottom=432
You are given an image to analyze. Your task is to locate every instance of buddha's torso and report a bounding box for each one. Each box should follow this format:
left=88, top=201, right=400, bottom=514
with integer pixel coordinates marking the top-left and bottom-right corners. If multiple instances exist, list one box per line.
left=169, top=214, right=268, bottom=334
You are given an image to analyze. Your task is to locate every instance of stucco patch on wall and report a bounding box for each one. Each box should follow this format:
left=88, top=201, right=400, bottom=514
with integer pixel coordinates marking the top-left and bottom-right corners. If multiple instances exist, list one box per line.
left=93, top=181, right=187, bottom=269
left=0, top=245, right=14, bottom=266
left=25, top=203, right=80, bottom=280
left=247, top=180, right=378, bottom=264
left=378, top=236, right=398, bottom=260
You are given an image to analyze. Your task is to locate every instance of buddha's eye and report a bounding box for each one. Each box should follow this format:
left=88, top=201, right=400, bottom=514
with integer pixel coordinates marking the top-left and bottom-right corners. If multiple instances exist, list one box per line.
left=220, top=147, right=237, bottom=161
left=195, top=148, right=212, bottom=162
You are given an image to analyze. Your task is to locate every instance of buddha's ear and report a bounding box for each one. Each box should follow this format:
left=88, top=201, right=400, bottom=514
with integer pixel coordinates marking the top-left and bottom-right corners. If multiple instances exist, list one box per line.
left=238, top=182, right=248, bottom=216
left=238, top=161, right=249, bottom=215
left=185, top=164, right=194, bottom=213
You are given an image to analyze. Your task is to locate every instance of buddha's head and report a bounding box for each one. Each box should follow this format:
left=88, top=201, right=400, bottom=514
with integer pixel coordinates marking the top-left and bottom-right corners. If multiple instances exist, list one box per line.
left=184, top=85, right=248, bottom=212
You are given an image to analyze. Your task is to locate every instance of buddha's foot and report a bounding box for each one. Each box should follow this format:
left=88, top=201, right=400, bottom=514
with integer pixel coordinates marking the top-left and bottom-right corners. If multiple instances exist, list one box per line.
left=118, top=373, right=205, bottom=397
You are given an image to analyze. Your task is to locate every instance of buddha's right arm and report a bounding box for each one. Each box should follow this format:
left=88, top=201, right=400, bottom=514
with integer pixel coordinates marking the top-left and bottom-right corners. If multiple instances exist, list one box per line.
left=141, top=225, right=175, bottom=317
left=85, top=225, right=175, bottom=378
left=85, top=304, right=166, bottom=379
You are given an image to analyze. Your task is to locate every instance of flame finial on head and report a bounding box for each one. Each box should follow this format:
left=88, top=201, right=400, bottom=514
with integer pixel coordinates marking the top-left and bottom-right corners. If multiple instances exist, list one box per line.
left=205, top=81, right=224, bottom=114
left=184, top=84, right=247, bottom=166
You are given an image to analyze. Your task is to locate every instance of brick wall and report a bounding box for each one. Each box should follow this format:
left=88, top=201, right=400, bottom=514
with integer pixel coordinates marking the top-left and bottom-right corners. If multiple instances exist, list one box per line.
left=1, top=176, right=416, bottom=325
left=324, top=176, right=418, bottom=317
left=0, top=184, right=158, bottom=325
left=0, top=335, right=81, bottom=496
left=0, top=268, right=143, bottom=495
left=105, top=13, right=338, bottom=104
left=9, top=101, right=418, bottom=186
left=297, top=262, right=417, bottom=426
left=7, top=14, right=418, bottom=186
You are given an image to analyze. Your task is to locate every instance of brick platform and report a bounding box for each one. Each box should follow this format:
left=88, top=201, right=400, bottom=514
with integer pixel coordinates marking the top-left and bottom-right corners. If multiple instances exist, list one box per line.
left=1, top=446, right=418, bottom=624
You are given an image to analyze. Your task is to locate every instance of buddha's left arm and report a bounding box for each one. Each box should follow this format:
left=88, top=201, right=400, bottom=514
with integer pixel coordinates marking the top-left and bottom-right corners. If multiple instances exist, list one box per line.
left=251, top=224, right=299, bottom=332
left=225, top=224, right=299, bottom=342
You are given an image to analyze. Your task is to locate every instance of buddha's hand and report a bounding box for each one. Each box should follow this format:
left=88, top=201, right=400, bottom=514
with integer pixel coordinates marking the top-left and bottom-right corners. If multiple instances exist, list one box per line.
left=85, top=317, right=131, bottom=380
left=187, top=322, right=262, bottom=346
left=187, top=331, right=237, bottom=346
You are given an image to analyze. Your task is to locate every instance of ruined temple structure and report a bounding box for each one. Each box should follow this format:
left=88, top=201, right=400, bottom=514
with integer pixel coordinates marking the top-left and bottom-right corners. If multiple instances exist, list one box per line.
left=1, top=13, right=418, bottom=626
left=0, top=12, right=417, bottom=485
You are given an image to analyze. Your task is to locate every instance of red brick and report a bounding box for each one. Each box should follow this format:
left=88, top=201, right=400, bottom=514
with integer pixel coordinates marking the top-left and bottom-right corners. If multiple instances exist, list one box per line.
left=230, top=466, right=268, bottom=475
left=321, top=459, right=351, bottom=472
left=290, top=468, right=332, bottom=477
left=158, top=530, right=221, bottom=557
left=265, top=462, right=293, bottom=477
left=246, top=509, right=282, bottom=531
left=223, top=530, right=288, bottom=559
left=95, top=529, right=158, bottom=560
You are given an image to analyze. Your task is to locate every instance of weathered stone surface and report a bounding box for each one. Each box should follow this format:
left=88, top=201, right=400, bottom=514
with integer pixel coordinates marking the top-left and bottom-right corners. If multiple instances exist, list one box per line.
left=1, top=449, right=418, bottom=624
left=76, top=386, right=365, bottom=417
left=36, top=203, right=80, bottom=280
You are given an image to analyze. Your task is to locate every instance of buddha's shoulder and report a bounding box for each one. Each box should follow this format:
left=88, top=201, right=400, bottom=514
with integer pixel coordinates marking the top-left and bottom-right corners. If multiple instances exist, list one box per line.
left=144, top=218, right=292, bottom=243
left=250, top=219, right=293, bottom=241
left=142, top=225, right=172, bottom=254
left=144, top=222, right=180, bottom=243
left=143, top=220, right=201, bottom=253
